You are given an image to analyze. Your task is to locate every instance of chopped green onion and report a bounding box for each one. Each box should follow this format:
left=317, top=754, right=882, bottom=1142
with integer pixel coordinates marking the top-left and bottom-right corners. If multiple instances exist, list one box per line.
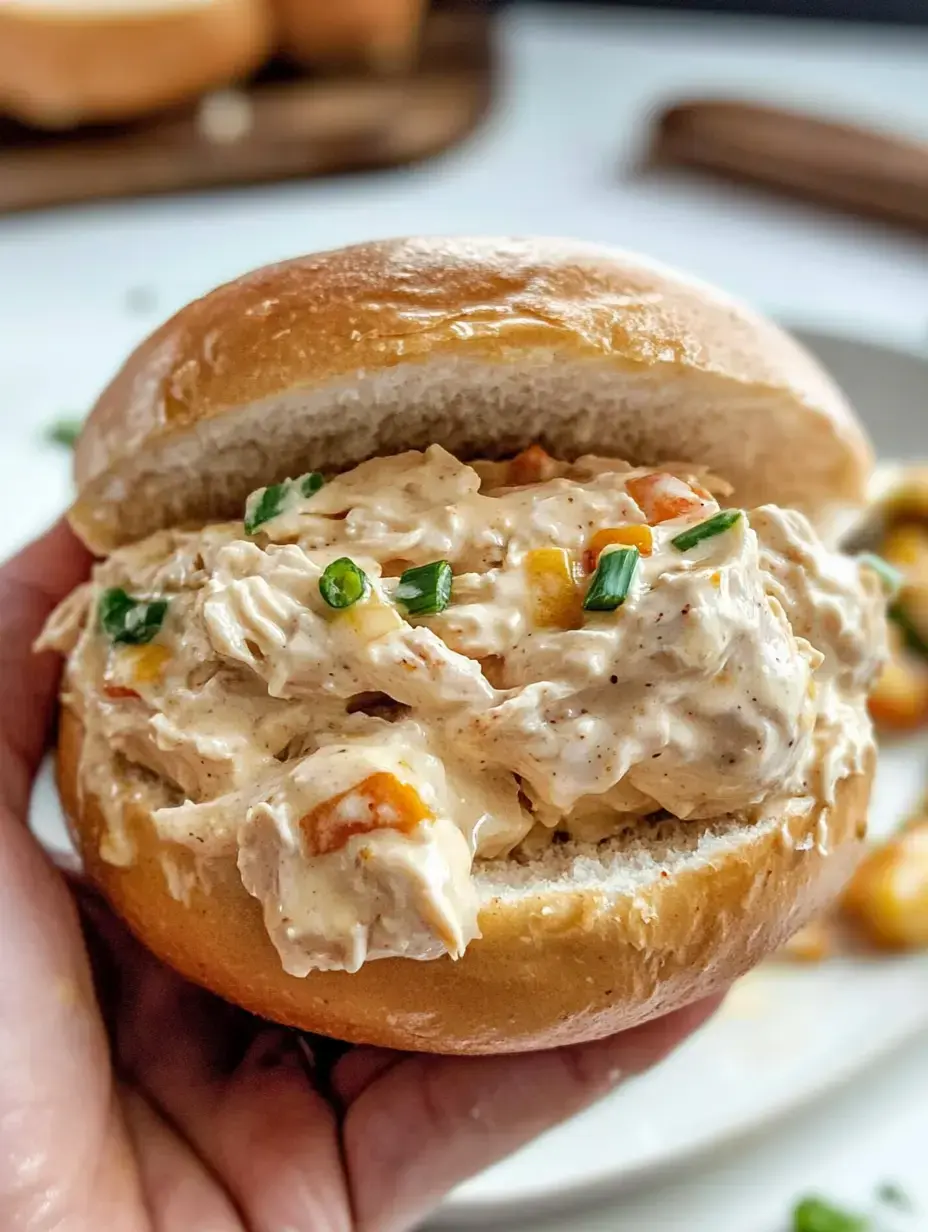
left=244, top=482, right=289, bottom=535
left=319, top=558, right=370, bottom=609
left=671, top=509, right=743, bottom=552
left=45, top=418, right=83, bottom=448
left=99, top=588, right=168, bottom=645
left=583, top=545, right=638, bottom=612
left=299, top=471, right=324, bottom=498
left=889, top=600, right=928, bottom=660
left=244, top=472, right=326, bottom=534
left=395, top=561, right=453, bottom=616
left=792, top=1197, right=869, bottom=1232
left=857, top=552, right=904, bottom=599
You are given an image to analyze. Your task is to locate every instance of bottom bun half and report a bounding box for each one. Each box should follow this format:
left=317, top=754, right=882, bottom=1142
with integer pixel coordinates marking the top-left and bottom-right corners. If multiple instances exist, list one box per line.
left=58, top=708, right=871, bottom=1054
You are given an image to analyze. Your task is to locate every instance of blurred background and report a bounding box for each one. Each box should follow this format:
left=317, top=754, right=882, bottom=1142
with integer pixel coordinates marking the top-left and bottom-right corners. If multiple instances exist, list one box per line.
left=3, top=1, right=928, bottom=1230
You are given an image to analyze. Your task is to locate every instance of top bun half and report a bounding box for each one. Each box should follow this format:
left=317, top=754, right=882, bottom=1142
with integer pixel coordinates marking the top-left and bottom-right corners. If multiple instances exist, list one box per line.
left=70, top=237, right=872, bottom=554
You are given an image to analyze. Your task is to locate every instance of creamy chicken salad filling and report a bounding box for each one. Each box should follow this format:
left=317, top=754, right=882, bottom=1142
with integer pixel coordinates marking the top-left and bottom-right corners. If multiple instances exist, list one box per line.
left=41, top=445, right=887, bottom=974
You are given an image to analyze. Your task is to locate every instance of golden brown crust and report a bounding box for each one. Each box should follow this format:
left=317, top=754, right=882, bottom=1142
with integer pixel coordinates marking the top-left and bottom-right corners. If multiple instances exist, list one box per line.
left=0, top=0, right=272, bottom=128
left=59, top=707, right=872, bottom=1054
left=273, top=0, right=425, bottom=71
left=70, top=237, right=872, bottom=554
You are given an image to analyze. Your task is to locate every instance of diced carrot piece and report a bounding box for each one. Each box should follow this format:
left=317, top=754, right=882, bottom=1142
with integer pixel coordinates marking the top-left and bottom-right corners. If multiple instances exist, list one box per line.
left=525, top=548, right=583, bottom=629
left=584, top=525, right=653, bottom=572
left=626, top=472, right=706, bottom=524
left=301, top=772, right=433, bottom=856
left=868, top=656, right=928, bottom=731
left=508, top=445, right=558, bottom=486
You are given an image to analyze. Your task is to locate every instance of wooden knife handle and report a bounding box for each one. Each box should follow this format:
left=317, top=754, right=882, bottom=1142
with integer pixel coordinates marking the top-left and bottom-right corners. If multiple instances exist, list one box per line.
left=651, top=99, right=928, bottom=233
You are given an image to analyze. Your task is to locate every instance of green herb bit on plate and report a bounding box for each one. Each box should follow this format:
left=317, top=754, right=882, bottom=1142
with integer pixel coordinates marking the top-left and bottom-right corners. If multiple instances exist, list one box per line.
left=319, top=558, right=370, bottom=610
left=792, top=1196, right=870, bottom=1232
left=395, top=561, right=453, bottom=616
left=45, top=418, right=83, bottom=448
left=583, top=545, right=638, bottom=612
left=875, top=1180, right=913, bottom=1212
left=671, top=509, right=743, bottom=553
left=99, top=588, right=168, bottom=645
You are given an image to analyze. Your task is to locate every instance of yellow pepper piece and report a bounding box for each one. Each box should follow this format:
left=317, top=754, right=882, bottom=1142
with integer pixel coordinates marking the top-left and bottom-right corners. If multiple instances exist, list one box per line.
left=585, top=525, right=653, bottom=572
left=843, top=822, right=928, bottom=950
left=525, top=548, right=583, bottom=630
left=339, top=596, right=404, bottom=641
left=868, top=655, right=928, bottom=731
left=119, top=643, right=171, bottom=684
left=883, top=523, right=928, bottom=571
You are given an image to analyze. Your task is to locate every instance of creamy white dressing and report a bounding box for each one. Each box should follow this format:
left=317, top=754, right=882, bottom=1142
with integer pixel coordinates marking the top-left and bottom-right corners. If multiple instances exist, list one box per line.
left=42, top=446, right=886, bottom=974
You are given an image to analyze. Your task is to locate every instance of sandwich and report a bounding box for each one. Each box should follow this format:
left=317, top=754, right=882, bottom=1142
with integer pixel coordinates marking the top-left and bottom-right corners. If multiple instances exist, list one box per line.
left=38, top=237, right=887, bottom=1053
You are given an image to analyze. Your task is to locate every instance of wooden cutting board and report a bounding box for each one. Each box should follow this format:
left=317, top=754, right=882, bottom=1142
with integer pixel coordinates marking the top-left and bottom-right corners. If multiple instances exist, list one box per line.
left=0, top=6, right=494, bottom=214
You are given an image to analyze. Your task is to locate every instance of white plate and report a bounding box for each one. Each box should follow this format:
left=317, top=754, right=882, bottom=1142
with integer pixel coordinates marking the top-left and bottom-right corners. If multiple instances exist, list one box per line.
left=11, top=326, right=928, bottom=1224
left=433, top=329, right=928, bottom=1224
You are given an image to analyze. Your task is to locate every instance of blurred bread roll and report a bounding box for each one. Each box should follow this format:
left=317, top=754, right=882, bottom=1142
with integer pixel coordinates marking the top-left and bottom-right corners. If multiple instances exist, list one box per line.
left=0, top=0, right=274, bottom=128
left=273, top=0, right=426, bottom=72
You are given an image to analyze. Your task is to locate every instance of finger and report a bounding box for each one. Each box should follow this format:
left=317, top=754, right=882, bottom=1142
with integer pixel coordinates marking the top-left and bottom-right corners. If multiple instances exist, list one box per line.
left=330, top=1046, right=402, bottom=1107
left=345, top=996, right=723, bottom=1232
left=0, top=519, right=92, bottom=814
left=121, top=1087, right=246, bottom=1232
left=132, top=1028, right=352, bottom=1232
left=0, top=805, right=147, bottom=1226
left=93, top=905, right=353, bottom=1232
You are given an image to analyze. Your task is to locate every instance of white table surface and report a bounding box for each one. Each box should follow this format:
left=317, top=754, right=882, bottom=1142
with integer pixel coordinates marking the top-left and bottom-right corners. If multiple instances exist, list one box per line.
left=2, top=5, right=928, bottom=1229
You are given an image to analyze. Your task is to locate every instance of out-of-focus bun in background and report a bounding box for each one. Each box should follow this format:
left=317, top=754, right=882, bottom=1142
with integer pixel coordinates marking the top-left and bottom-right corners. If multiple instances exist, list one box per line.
left=0, top=0, right=428, bottom=131
left=0, top=0, right=493, bottom=213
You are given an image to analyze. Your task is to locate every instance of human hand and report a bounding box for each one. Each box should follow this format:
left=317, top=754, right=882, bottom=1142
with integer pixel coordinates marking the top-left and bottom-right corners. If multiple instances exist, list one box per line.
left=0, top=522, right=722, bottom=1232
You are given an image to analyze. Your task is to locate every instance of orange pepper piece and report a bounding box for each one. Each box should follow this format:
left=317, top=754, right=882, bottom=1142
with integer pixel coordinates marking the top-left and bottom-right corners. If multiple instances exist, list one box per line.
left=584, top=525, right=653, bottom=573
left=301, top=772, right=433, bottom=857
left=626, top=473, right=705, bottom=524
left=508, top=445, right=558, bottom=486
left=525, top=548, right=583, bottom=629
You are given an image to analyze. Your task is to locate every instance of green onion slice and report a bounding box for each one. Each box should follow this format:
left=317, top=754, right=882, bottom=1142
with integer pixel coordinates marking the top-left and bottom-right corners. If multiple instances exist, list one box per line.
left=889, top=600, right=928, bottom=660
left=299, top=471, right=324, bottom=498
left=583, top=545, right=638, bottom=612
left=857, top=552, right=904, bottom=599
left=394, top=561, right=453, bottom=616
left=99, top=588, right=168, bottom=645
left=319, top=558, right=370, bottom=610
left=792, top=1196, right=869, bottom=1232
left=671, top=509, right=743, bottom=552
left=244, top=472, right=325, bottom=535
left=244, top=482, right=289, bottom=535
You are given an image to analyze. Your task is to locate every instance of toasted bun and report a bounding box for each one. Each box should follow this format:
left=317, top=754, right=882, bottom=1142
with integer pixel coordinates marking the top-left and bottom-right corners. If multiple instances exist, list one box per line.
left=272, top=0, right=425, bottom=72
left=59, top=707, right=872, bottom=1053
left=69, top=237, right=872, bottom=555
left=0, top=0, right=272, bottom=128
